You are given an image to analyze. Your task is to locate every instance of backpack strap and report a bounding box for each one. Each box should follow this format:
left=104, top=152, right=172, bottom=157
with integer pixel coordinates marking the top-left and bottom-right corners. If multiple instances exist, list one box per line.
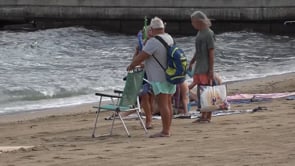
left=151, top=54, right=165, bottom=71
left=154, top=36, right=170, bottom=49
left=154, top=35, right=176, bottom=48
left=150, top=36, right=169, bottom=71
left=151, top=35, right=175, bottom=71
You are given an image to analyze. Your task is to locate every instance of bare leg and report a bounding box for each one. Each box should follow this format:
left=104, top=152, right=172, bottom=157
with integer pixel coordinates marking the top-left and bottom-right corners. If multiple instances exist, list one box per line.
left=155, top=93, right=172, bottom=136
left=188, top=81, right=197, bottom=90
left=180, top=82, right=189, bottom=115
left=207, top=112, right=212, bottom=121
left=141, top=94, right=153, bottom=128
left=168, top=94, right=173, bottom=126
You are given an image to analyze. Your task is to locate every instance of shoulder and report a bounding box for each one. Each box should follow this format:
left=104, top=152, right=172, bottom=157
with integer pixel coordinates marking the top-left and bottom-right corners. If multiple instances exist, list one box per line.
left=158, top=33, right=174, bottom=45
left=208, top=29, right=215, bottom=37
left=160, top=33, right=173, bottom=40
left=145, top=37, right=159, bottom=46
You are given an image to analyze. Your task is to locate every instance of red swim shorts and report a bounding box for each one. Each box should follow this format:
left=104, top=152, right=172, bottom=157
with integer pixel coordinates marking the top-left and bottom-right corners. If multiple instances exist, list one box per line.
left=193, top=74, right=210, bottom=85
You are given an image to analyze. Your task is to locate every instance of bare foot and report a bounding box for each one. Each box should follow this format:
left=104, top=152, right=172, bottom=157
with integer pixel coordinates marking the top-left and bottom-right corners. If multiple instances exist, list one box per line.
left=192, top=118, right=210, bottom=123
left=146, top=124, right=153, bottom=130
left=149, top=132, right=170, bottom=138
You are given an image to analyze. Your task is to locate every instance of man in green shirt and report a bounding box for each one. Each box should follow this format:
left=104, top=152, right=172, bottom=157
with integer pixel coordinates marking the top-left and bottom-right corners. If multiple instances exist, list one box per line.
left=188, top=11, right=215, bottom=123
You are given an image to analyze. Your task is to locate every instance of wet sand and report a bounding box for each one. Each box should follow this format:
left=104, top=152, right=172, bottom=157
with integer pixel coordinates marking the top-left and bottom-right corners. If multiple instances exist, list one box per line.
left=0, top=73, right=294, bottom=166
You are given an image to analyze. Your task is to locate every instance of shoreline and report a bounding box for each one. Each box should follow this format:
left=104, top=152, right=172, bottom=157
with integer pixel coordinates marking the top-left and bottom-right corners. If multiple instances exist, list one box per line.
left=1, top=22, right=295, bottom=36
left=0, top=72, right=294, bottom=124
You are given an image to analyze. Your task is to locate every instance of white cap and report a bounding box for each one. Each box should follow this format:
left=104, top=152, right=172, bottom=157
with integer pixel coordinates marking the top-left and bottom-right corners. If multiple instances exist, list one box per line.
left=150, top=17, right=165, bottom=29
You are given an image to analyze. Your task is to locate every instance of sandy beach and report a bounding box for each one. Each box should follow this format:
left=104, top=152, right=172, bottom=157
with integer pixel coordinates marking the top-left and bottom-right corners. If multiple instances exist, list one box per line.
left=0, top=73, right=294, bottom=166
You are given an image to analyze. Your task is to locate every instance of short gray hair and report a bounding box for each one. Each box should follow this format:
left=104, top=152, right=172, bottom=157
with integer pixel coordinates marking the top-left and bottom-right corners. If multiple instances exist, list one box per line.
left=191, top=11, right=212, bottom=27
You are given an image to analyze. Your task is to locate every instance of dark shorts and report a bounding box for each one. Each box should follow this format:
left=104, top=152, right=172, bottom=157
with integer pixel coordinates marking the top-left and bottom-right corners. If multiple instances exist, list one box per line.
left=140, top=83, right=152, bottom=96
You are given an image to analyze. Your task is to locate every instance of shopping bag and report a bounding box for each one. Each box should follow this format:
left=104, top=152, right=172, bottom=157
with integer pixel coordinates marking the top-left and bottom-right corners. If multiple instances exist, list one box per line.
left=199, top=85, right=229, bottom=112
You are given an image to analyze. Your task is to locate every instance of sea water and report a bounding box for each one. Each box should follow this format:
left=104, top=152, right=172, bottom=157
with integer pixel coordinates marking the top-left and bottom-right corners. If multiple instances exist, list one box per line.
left=0, top=27, right=294, bottom=114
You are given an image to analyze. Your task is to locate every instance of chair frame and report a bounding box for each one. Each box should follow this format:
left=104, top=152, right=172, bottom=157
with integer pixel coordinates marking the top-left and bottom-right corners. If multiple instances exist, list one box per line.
left=92, top=72, right=148, bottom=138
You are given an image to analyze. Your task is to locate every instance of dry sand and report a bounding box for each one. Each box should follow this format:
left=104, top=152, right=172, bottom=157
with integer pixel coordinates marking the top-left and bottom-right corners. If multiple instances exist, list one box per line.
left=0, top=73, right=294, bottom=166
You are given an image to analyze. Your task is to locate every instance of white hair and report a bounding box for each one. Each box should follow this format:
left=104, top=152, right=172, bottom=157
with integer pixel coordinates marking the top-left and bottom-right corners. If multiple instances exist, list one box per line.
left=191, top=11, right=212, bottom=27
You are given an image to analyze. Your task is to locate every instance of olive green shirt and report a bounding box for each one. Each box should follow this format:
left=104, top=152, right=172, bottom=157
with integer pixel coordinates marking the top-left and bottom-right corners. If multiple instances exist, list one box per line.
left=193, top=28, right=215, bottom=74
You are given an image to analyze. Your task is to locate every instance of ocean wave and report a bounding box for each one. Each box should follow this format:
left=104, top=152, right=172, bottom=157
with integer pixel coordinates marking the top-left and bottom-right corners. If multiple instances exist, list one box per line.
left=1, top=27, right=295, bottom=113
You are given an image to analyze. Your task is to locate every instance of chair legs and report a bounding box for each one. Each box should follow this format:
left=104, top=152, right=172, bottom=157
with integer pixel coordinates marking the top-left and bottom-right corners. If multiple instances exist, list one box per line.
left=136, top=110, right=148, bottom=135
left=92, top=98, right=147, bottom=138
left=118, top=112, right=131, bottom=137
left=110, top=112, right=116, bottom=136
left=92, top=108, right=100, bottom=138
left=136, top=97, right=148, bottom=135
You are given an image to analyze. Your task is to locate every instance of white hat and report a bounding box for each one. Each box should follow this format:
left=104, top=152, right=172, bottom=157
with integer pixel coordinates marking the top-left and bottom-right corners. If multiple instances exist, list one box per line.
left=150, top=17, right=165, bottom=29
left=191, top=11, right=212, bottom=27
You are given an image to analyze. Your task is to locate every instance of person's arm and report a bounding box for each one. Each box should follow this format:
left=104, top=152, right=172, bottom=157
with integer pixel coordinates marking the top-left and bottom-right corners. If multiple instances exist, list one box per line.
left=189, top=54, right=196, bottom=71
left=208, top=48, right=214, bottom=82
left=127, top=51, right=149, bottom=71
left=214, top=73, right=222, bottom=85
left=132, top=46, right=140, bottom=60
left=207, top=31, right=215, bottom=84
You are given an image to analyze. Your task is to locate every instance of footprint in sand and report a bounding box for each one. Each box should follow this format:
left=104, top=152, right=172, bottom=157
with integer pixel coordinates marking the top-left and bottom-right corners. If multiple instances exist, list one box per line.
left=21, top=155, right=35, bottom=160
left=96, top=156, right=111, bottom=159
left=53, top=156, right=71, bottom=160
left=287, top=112, right=295, bottom=115
left=78, top=119, right=88, bottom=122
left=188, top=129, right=202, bottom=133
left=108, top=141, right=124, bottom=145
left=5, top=137, right=15, bottom=140
left=146, top=156, right=161, bottom=159
left=29, top=125, right=38, bottom=128
left=38, top=132, right=51, bottom=135
left=176, top=139, right=194, bottom=142
left=226, top=127, right=237, bottom=130
left=127, top=146, right=143, bottom=149
left=68, top=148, right=84, bottom=151
left=188, top=155, right=206, bottom=158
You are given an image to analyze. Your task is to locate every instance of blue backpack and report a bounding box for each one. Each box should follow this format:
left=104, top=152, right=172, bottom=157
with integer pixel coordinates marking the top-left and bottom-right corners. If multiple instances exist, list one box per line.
left=152, top=36, right=187, bottom=84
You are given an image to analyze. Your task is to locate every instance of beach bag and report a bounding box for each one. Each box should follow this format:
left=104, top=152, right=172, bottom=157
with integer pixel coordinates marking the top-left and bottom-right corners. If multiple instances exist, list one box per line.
left=198, top=85, right=229, bottom=112
left=152, top=36, right=187, bottom=84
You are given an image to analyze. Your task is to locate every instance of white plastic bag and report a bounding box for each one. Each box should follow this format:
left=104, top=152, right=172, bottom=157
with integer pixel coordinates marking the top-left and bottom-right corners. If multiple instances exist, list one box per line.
left=199, top=85, right=229, bottom=112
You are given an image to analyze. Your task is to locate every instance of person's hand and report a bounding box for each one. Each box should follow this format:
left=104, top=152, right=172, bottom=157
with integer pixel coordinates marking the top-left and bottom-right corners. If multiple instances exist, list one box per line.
left=127, top=65, right=133, bottom=71
left=188, top=63, right=193, bottom=71
left=135, top=46, right=139, bottom=54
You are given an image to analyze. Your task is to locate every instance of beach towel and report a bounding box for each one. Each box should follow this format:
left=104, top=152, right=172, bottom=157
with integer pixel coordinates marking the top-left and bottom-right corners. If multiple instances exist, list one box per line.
left=0, top=146, right=34, bottom=154
left=227, top=92, right=295, bottom=104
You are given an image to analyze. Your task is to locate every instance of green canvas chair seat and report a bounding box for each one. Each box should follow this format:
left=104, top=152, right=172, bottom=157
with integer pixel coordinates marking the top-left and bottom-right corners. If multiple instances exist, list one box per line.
left=99, top=105, right=130, bottom=111
left=92, top=69, right=148, bottom=138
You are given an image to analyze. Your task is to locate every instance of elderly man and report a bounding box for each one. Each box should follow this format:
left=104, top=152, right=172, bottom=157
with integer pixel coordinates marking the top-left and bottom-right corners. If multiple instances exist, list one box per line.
left=127, top=17, right=175, bottom=138
left=188, top=11, right=215, bottom=123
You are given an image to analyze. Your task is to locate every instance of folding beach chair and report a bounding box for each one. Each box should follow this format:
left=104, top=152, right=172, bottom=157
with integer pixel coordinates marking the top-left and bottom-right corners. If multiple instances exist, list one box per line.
left=92, top=69, right=148, bottom=138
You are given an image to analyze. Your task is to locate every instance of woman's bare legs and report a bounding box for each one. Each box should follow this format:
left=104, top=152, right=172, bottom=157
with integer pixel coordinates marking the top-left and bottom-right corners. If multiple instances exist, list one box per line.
left=180, top=82, right=189, bottom=115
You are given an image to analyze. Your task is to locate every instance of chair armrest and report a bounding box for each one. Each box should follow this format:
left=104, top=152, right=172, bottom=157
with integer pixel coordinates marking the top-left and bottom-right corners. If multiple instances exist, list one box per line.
left=114, top=90, right=123, bottom=94
left=95, top=92, right=121, bottom=98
